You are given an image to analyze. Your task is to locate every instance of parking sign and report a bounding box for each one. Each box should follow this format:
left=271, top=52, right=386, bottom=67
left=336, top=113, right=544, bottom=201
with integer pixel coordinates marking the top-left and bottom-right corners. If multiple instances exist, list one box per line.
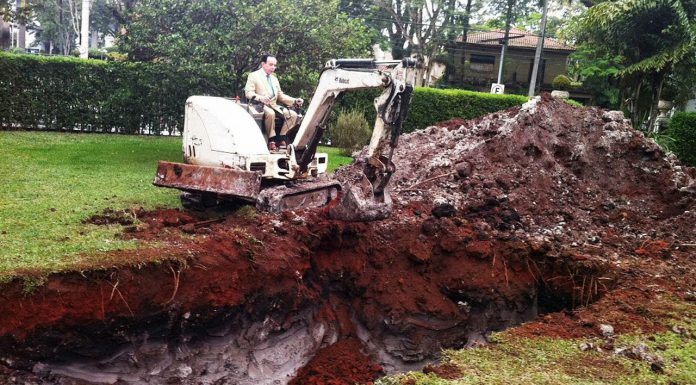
left=490, top=83, right=505, bottom=94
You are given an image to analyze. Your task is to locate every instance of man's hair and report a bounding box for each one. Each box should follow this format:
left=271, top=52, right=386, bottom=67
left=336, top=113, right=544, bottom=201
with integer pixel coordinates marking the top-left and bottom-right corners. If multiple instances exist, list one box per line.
left=261, top=54, right=276, bottom=64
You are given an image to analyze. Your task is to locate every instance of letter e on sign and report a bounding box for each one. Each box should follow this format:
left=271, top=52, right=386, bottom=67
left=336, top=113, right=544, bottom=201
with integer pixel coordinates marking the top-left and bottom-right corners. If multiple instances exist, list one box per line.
left=490, top=83, right=505, bottom=94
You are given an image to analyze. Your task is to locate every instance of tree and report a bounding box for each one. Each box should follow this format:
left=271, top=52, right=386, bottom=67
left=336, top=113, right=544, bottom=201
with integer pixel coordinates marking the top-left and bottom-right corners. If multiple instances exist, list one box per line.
left=32, top=0, right=83, bottom=54
left=476, top=0, right=537, bottom=86
left=0, top=0, right=11, bottom=49
left=575, top=0, right=696, bottom=127
left=373, top=0, right=467, bottom=85
left=118, top=0, right=372, bottom=96
left=567, top=44, right=623, bottom=108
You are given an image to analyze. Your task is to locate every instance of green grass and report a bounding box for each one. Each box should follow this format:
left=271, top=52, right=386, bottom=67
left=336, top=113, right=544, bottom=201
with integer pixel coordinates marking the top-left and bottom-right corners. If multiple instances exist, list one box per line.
left=0, top=132, right=353, bottom=279
left=0, top=131, right=183, bottom=278
left=376, top=307, right=696, bottom=385
left=318, top=145, right=354, bottom=172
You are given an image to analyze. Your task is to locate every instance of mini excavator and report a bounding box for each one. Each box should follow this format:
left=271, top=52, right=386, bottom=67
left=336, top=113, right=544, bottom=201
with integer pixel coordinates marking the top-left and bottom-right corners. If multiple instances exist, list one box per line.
left=154, top=58, right=418, bottom=221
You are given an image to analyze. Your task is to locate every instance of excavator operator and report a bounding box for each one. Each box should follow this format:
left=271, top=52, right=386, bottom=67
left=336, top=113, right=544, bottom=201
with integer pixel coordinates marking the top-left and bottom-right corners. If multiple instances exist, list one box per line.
left=244, top=54, right=304, bottom=152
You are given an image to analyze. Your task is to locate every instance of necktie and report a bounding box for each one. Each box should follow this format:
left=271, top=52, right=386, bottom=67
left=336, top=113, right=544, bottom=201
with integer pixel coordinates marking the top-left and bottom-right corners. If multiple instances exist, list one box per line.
left=267, top=76, right=275, bottom=97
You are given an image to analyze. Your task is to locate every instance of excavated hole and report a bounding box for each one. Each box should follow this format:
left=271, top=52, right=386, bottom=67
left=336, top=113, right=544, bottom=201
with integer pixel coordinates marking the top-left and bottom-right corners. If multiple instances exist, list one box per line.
left=0, top=241, right=607, bottom=385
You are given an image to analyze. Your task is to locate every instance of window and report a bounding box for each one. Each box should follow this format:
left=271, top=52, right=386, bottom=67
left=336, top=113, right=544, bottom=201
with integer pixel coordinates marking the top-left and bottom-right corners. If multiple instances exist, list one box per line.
left=470, top=54, right=495, bottom=73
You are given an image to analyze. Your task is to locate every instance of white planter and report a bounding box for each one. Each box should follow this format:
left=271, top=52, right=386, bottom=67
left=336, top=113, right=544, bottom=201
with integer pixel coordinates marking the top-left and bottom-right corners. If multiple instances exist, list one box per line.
left=551, top=90, right=569, bottom=99
left=657, top=99, right=673, bottom=110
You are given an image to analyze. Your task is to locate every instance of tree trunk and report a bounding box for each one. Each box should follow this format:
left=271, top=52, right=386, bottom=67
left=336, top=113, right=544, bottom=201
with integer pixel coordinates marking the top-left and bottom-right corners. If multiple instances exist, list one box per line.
left=647, top=73, right=665, bottom=132
left=459, top=0, right=473, bottom=82
left=630, top=75, right=644, bottom=125
left=0, top=18, right=9, bottom=50
left=79, top=0, right=90, bottom=58
left=16, top=0, right=25, bottom=50
left=90, top=29, right=98, bottom=48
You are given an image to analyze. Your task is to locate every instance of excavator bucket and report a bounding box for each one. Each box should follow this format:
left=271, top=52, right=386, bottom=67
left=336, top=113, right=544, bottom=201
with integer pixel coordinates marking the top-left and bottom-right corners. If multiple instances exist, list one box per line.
left=329, top=175, right=393, bottom=221
left=154, top=161, right=261, bottom=200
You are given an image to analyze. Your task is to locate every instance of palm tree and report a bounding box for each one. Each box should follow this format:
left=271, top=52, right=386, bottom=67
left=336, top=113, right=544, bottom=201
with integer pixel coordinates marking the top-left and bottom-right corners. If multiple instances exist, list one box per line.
left=577, top=0, right=696, bottom=126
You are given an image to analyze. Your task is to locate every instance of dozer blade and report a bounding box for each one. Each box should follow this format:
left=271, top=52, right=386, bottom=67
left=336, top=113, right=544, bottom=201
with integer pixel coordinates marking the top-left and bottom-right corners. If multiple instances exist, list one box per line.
left=329, top=175, right=393, bottom=221
left=256, top=179, right=341, bottom=213
left=153, top=161, right=261, bottom=200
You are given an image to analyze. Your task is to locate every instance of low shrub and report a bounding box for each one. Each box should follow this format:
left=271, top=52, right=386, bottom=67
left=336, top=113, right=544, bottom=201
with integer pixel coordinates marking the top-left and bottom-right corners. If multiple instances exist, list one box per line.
left=330, top=109, right=372, bottom=156
left=552, top=74, right=572, bottom=91
left=667, top=112, right=696, bottom=166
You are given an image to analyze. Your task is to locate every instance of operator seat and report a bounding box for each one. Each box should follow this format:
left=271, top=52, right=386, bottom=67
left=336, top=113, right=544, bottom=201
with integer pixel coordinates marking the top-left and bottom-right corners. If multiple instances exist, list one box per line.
left=243, top=99, right=300, bottom=143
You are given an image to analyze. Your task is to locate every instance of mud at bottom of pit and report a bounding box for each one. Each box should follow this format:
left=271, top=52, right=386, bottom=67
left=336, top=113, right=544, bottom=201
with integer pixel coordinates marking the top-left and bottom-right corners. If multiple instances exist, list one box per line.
left=1, top=283, right=556, bottom=385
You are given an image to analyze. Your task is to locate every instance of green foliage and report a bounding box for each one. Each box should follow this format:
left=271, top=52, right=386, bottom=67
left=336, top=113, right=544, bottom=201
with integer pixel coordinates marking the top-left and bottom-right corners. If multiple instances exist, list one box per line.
left=335, top=87, right=527, bottom=134
left=552, top=74, right=572, bottom=91
left=330, top=109, right=372, bottom=156
left=647, top=131, right=677, bottom=153
left=405, top=88, right=527, bottom=133
left=118, top=0, right=372, bottom=97
left=87, top=48, right=108, bottom=60
left=567, top=44, right=623, bottom=109
left=572, top=0, right=696, bottom=122
left=564, top=99, right=584, bottom=108
left=578, top=0, right=696, bottom=76
left=666, top=112, right=696, bottom=166
left=0, top=131, right=181, bottom=279
left=0, top=51, right=229, bottom=134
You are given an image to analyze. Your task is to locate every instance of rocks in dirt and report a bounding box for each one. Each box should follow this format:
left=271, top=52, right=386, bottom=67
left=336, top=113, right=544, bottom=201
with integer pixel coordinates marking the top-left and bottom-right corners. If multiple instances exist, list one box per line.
left=454, top=161, right=473, bottom=179
left=406, top=238, right=431, bottom=263
left=432, top=203, right=456, bottom=218
left=671, top=325, right=691, bottom=337
left=578, top=342, right=595, bottom=352
left=599, top=324, right=614, bottom=338
left=614, top=343, right=665, bottom=372
left=602, top=110, right=625, bottom=122
left=84, top=208, right=140, bottom=226
left=176, top=364, right=193, bottom=378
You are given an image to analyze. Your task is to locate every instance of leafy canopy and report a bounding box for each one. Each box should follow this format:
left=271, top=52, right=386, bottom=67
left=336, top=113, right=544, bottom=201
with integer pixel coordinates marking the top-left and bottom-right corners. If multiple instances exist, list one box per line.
left=118, top=0, right=372, bottom=96
left=577, top=0, right=696, bottom=76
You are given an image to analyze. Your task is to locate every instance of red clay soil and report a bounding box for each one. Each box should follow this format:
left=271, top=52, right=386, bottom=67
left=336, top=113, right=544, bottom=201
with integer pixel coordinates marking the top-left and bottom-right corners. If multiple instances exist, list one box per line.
left=288, top=339, right=383, bottom=385
left=0, top=94, right=694, bottom=384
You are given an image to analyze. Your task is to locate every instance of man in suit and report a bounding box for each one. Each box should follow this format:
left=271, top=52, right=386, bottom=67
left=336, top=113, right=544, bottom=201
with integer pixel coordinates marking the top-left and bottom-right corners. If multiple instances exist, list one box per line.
left=244, top=54, right=304, bottom=152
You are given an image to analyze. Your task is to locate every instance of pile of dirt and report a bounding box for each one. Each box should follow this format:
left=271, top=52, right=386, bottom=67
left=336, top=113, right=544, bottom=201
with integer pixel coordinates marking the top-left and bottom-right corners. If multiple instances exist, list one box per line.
left=0, top=94, right=694, bottom=384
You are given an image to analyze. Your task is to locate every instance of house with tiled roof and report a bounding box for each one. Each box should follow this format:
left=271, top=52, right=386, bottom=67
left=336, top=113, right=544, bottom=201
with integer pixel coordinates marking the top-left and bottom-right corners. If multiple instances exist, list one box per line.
left=449, top=28, right=581, bottom=98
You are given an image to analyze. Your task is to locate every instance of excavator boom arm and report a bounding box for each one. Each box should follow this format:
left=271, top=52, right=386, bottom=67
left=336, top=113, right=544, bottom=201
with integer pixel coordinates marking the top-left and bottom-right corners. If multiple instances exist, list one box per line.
left=293, top=58, right=418, bottom=176
left=291, top=58, right=419, bottom=221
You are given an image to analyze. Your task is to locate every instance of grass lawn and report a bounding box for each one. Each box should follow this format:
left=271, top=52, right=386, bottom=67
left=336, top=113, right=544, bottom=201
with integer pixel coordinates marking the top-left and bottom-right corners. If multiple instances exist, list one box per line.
left=0, top=131, right=351, bottom=280
left=318, top=145, right=354, bottom=171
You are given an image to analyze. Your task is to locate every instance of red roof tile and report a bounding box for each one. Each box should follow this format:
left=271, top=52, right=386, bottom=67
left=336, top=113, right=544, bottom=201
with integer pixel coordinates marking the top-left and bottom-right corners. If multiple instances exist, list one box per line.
left=460, top=28, right=574, bottom=51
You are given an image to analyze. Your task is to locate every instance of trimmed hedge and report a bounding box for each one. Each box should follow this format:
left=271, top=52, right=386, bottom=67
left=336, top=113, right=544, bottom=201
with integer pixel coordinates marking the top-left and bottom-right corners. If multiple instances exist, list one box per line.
left=336, top=87, right=528, bottom=133
left=406, top=88, right=527, bottom=132
left=2, top=52, right=527, bottom=136
left=0, top=52, right=230, bottom=135
left=668, top=112, right=696, bottom=167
